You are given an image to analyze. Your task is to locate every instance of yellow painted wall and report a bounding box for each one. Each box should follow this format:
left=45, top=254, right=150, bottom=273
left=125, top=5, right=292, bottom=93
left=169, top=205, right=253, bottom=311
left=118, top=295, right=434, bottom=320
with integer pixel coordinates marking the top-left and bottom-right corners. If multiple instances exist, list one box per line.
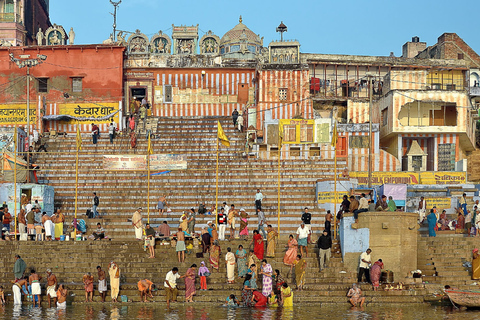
left=0, top=104, right=37, bottom=125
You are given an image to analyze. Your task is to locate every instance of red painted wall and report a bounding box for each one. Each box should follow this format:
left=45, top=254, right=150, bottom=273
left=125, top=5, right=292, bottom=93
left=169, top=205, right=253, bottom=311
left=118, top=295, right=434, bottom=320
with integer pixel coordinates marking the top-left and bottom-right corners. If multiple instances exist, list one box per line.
left=0, top=45, right=125, bottom=104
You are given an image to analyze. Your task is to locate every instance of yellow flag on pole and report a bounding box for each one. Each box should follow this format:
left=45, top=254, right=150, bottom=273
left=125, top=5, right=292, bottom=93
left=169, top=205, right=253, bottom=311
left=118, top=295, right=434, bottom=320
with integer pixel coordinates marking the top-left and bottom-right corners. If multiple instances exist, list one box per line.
left=76, top=124, right=82, bottom=151
left=147, top=133, right=153, bottom=155
left=331, top=121, right=338, bottom=148
left=217, top=121, right=230, bottom=147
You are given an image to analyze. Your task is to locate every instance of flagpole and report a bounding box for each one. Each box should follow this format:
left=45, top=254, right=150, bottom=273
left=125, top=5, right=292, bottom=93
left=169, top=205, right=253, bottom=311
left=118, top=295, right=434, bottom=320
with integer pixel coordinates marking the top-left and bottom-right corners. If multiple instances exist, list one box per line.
left=74, top=124, right=79, bottom=219
left=332, top=121, right=338, bottom=239
left=215, top=124, right=219, bottom=231
left=14, top=126, right=17, bottom=239
left=333, top=133, right=337, bottom=239
left=147, top=143, right=150, bottom=224
left=277, top=140, right=281, bottom=235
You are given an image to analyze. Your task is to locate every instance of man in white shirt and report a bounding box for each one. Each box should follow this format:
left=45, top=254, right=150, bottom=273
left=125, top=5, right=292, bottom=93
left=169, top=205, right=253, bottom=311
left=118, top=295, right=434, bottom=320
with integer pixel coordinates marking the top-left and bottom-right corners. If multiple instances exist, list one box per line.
left=164, top=267, right=182, bottom=306
left=255, top=189, right=264, bottom=211
left=417, top=196, right=426, bottom=224
left=357, top=248, right=372, bottom=283
left=353, top=193, right=369, bottom=225
left=218, top=208, right=226, bottom=241
left=257, top=208, right=267, bottom=239
left=296, top=223, right=310, bottom=257
left=108, top=122, right=116, bottom=144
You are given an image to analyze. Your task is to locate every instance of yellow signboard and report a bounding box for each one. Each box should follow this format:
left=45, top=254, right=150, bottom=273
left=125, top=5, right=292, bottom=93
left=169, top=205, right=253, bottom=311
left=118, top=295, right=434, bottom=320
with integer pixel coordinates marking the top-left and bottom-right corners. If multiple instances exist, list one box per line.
left=425, top=198, right=452, bottom=209
left=103, top=155, right=146, bottom=171
left=350, top=171, right=467, bottom=185
left=349, top=172, right=420, bottom=185
left=317, top=191, right=345, bottom=204
left=0, top=104, right=37, bottom=124
left=420, top=172, right=466, bottom=185
left=58, top=103, right=118, bottom=123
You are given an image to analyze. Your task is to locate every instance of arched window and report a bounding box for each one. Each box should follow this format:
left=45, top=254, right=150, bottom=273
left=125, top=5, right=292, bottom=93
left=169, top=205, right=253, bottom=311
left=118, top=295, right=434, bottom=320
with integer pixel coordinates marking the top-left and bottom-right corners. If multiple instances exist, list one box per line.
left=5, top=0, right=14, bottom=13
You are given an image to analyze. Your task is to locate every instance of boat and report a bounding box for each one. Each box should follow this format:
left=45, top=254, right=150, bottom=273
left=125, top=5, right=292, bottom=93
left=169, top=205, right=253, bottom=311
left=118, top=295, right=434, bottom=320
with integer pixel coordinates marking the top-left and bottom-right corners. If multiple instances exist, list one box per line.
left=445, top=289, right=480, bottom=307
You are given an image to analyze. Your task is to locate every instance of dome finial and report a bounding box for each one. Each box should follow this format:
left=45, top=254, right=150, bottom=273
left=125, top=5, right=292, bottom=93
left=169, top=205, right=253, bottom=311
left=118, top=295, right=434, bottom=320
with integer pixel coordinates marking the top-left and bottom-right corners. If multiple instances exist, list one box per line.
left=239, top=15, right=242, bottom=23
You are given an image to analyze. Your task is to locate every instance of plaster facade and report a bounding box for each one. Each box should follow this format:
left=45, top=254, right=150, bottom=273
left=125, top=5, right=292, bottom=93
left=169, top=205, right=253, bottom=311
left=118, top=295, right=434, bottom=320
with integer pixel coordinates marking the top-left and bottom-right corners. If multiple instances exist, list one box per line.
left=340, top=212, right=418, bottom=282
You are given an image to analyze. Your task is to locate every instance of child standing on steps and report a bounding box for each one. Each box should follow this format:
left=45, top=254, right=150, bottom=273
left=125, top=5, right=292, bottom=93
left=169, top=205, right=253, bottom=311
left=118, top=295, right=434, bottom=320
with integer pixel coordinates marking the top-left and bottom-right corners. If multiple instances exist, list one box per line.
left=198, top=261, right=210, bottom=290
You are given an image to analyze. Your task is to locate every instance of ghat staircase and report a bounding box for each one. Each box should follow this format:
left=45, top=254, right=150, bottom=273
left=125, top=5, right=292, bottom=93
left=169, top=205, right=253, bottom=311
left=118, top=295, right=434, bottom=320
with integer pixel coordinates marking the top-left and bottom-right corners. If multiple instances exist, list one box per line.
left=0, top=239, right=426, bottom=305
left=35, top=117, right=346, bottom=239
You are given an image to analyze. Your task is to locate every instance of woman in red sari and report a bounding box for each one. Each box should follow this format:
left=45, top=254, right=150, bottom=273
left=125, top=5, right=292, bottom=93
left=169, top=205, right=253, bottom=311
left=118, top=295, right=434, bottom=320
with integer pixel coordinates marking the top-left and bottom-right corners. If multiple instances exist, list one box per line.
left=456, top=208, right=465, bottom=230
left=283, top=235, right=298, bottom=266
left=369, top=259, right=384, bottom=291
left=184, top=264, right=197, bottom=302
left=251, top=230, right=264, bottom=260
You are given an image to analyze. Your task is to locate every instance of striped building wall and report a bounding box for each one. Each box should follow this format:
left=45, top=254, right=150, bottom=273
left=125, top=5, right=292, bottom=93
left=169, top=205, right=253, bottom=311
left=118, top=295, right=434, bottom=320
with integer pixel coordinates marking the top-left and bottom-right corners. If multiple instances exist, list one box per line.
left=126, top=69, right=256, bottom=119
left=257, top=69, right=313, bottom=128
left=398, top=133, right=460, bottom=171
left=256, top=130, right=400, bottom=172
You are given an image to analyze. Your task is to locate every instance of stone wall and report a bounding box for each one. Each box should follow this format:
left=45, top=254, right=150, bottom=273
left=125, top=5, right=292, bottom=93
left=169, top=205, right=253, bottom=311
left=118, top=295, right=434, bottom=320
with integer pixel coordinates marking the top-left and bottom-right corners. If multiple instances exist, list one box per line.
left=341, top=211, right=418, bottom=282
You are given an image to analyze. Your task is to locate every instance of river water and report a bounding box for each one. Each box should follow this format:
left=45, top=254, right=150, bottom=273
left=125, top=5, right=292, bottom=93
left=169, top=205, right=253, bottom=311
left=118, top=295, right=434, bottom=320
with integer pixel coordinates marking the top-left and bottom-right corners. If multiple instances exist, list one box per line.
left=1, top=303, right=480, bottom=320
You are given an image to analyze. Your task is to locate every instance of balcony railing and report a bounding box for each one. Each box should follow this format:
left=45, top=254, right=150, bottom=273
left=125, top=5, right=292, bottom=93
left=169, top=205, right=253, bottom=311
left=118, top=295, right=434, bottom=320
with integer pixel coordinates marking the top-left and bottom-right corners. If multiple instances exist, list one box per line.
left=0, top=13, right=21, bottom=23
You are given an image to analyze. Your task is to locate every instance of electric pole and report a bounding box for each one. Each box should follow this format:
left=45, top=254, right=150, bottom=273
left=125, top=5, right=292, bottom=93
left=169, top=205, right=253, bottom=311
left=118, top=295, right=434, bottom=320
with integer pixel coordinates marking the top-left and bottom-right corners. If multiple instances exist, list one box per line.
left=367, top=73, right=373, bottom=189
left=9, top=53, right=47, bottom=182
left=110, top=0, right=122, bottom=41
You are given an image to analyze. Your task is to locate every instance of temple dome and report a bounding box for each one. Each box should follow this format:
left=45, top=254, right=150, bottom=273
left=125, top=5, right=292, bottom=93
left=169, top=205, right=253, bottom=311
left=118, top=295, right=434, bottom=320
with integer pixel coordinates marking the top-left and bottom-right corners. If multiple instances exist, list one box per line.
left=220, top=16, right=261, bottom=45
left=219, top=16, right=263, bottom=57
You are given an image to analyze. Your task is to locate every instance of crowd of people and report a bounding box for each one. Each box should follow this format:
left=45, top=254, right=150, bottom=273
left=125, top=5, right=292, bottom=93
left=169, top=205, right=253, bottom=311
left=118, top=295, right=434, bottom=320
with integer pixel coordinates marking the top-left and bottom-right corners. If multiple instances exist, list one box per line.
left=10, top=255, right=121, bottom=307
left=422, top=194, right=480, bottom=237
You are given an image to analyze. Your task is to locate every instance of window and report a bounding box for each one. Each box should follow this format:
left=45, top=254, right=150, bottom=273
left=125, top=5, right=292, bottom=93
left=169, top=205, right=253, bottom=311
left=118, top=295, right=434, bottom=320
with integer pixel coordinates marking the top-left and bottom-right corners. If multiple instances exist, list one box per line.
left=438, top=143, right=455, bottom=171
left=279, top=88, right=287, bottom=101
left=5, top=0, right=14, bottom=13
left=458, top=53, right=464, bottom=60
left=412, top=156, right=423, bottom=171
left=349, top=136, right=369, bottom=148
left=300, top=124, right=314, bottom=142
left=72, top=78, right=82, bottom=92
left=429, top=105, right=457, bottom=126
left=38, top=78, right=48, bottom=93
left=164, top=85, right=172, bottom=103
left=290, top=147, right=301, bottom=157
left=382, top=109, right=388, bottom=126
left=284, top=125, right=296, bottom=142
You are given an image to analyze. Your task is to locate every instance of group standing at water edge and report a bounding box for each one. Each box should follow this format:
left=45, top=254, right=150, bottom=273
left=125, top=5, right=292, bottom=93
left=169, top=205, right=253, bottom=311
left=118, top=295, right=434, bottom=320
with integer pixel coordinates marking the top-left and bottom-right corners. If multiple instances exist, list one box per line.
left=423, top=193, right=480, bottom=237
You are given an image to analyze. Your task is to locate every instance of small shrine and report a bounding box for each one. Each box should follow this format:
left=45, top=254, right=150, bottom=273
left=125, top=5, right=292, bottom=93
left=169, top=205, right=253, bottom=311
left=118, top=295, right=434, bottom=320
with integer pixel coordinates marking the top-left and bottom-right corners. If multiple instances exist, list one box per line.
left=406, top=140, right=427, bottom=172
left=171, top=25, right=199, bottom=55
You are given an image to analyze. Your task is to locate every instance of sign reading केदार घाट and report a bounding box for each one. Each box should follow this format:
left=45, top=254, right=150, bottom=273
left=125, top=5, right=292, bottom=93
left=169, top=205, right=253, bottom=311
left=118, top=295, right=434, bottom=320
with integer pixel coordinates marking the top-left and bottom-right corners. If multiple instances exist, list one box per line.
left=419, top=172, right=466, bottom=185
left=149, top=154, right=187, bottom=171
left=103, top=155, right=147, bottom=171
left=58, top=103, right=119, bottom=123
left=425, top=198, right=452, bottom=209
left=0, top=104, right=37, bottom=124
left=349, top=172, right=420, bottom=185
left=317, top=191, right=345, bottom=204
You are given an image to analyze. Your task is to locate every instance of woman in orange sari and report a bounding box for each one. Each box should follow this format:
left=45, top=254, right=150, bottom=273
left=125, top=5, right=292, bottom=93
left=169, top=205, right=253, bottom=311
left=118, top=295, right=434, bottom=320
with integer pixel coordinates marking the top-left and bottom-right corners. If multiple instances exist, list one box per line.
left=266, top=225, right=278, bottom=258
left=251, top=230, right=264, bottom=260
left=209, top=240, right=221, bottom=271
left=283, top=235, right=298, bottom=266
left=184, top=264, right=197, bottom=302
